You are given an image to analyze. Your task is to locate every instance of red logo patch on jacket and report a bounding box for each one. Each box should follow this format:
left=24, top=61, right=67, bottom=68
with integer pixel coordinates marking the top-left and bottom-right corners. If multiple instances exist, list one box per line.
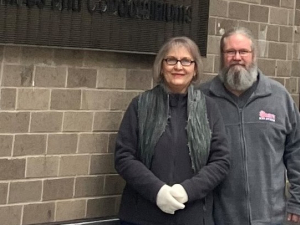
left=259, top=110, right=276, bottom=122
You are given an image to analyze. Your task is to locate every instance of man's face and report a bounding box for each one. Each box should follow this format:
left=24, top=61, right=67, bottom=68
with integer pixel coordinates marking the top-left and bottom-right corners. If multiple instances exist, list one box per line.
left=220, top=33, right=258, bottom=92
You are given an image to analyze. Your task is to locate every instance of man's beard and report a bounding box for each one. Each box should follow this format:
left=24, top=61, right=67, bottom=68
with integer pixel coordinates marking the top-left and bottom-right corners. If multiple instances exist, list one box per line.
left=219, top=63, right=258, bottom=91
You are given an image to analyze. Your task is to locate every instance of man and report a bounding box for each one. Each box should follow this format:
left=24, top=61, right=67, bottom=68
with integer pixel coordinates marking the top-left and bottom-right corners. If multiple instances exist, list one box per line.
left=201, top=27, right=300, bottom=225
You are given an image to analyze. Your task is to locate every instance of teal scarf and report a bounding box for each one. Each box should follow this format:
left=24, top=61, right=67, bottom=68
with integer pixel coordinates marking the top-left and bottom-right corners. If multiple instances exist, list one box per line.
left=138, top=84, right=211, bottom=173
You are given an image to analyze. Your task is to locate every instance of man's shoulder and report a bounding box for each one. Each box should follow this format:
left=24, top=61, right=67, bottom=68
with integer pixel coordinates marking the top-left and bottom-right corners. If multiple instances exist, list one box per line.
left=261, top=73, right=289, bottom=94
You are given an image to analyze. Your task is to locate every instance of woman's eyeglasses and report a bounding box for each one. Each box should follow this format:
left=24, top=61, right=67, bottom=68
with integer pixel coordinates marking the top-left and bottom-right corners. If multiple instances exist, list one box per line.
left=163, top=58, right=195, bottom=66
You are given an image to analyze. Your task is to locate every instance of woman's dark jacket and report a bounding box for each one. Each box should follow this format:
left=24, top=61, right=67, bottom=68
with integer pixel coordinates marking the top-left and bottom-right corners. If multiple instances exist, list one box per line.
left=114, top=88, right=230, bottom=225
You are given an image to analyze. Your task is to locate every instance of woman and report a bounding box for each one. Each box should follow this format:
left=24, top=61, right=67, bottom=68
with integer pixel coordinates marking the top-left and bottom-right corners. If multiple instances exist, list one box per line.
left=115, top=36, right=230, bottom=225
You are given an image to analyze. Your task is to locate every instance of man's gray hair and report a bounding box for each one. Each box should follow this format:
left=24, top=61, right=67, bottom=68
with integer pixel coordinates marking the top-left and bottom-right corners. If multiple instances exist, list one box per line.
left=219, top=27, right=257, bottom=69
left=153, top=36, right=203, bottom=85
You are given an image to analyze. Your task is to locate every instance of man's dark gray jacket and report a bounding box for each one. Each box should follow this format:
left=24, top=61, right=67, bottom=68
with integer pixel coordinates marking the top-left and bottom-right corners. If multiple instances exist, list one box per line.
left=200, top=72, right=300, bottom=225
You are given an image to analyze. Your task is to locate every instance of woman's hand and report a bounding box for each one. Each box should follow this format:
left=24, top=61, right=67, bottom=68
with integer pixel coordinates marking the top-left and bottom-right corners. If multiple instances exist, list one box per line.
left=156, top=185, right=185, bottom=214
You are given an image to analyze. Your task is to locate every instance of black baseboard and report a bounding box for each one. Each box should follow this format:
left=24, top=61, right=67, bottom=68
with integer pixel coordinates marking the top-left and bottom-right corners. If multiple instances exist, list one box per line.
left=34, top=217, right=120, bottom=225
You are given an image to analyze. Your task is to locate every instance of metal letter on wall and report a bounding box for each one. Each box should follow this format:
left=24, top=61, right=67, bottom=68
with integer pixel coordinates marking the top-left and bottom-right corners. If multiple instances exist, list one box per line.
left=0, top=0, right=210, bottom=56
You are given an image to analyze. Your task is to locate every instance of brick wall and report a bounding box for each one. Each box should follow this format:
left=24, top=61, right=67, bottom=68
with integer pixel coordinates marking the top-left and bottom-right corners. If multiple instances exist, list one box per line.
left=0, top=0, right=299, bottom=224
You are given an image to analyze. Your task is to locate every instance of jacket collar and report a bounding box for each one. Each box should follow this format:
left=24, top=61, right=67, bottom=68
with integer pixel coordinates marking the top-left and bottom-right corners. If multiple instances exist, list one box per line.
left=208, top=70, right=272, bottom=99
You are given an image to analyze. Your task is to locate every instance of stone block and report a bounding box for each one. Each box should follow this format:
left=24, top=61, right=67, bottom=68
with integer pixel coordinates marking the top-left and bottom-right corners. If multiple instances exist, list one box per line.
left=207, top=36, right=221, bottom=54
left=214, top=56, right=221, bottom=73
left=59, top=155, right=89, bottom=176
left=17, top=88, right=50, bottom=110
left=75, top=176, right=105, bottom=197
left=202, top=55, right=214, bottom=73
left=78, top=133, right=109, bottom=153
left=297, top=0, right=300, bottom=9
left=108, top=133, right=117, bottom=153
left=257, top=40, right=269, bottom=58
left=257, top=59, right=276, bottom=76
left=216, top=19, right=239, bottom=36
left=0, top=158, right=25, bottom=180
left=23, top=202, right=55, bottom=224
left=208, top=18, right=216, bottom=36
left=238, top=21, right=259, bottom=39
left=86, top=197, right=117, bottom=218
left=43, top=178, right=74, bottom=201
left=1, top=88, right=16, bottom=110
left=201, top=74, right=217, bottom=83
left=281, top=0, right=295, bottom=9
left=2, top=64, right=33, bottom=87
left=285, top=78, right=298, bottom=94
left=268, top=43, right=287, bottom=60
left=63, top=112, right=93, bottom=132
left=261, top=0, right=280, bottom=6
left=81, top=90, right=111, bottom=110
left=259, top=25, right=279, bottom=42
left=288, top=9, right=295, bottom=26
left=90, top=154, right=116, bottom=174
left=270, top=8, right=288, bottom=25
left=35, top=66, right=67, bottom=87
left=84, top=51, right=154, bottom=69
left=67, top=68, right=97, bottom=88
left=250, top=5, right=269, bottom=23
left=295, top=10, right=300, bottom=26
left=126, top=69, right=152, bottom=90
left=292, top=61, right=300, bottom=77
left=93, top=112, right=123, bottom=132
left=0, top=183, right=8, bottom=204
left=97, top=68, right=126, bottom=89
left=280, top=26, right=293, bottom=42
left=30, top=112, right=63, bottom=132
left=104, top=175, right=125, bottom=195
left=0, top=206, right=22, bottom=225
left=53, top=49, right=84, bottom=66
left=0, top=135, right=13, bottom=157
left=51, top=89, right=81, bottom=110
left=26, top=156, right=59, bottom=178
left=272, top=77, right=285, bottom=86
left=277, top=60, right=292, bottom=77
left=13, top=134, right=47, bottom=156
left=0, top=46, right=3, bottom=62
left=21, top=47, right=53, bottom=65
left=228, top=2, right=249, bottom=20
left=237, top=0, right=259, bottom=3
left=4, top=46, right=21, bottom=63
left=47, top=134, right=78, bottom=154
left=110, top=91, right=139, bottom=110
left=288, top=43, right=295, bottom=61
left=210, top=0, right=228, bottom=17
left=56, top=200, right=86, bottom=221
left=8, top=180, right=42, bottom=203
left=295, top=26, right=300, bottom=43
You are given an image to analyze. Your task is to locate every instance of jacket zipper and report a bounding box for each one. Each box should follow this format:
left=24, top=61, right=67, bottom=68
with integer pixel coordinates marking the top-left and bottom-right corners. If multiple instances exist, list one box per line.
left=239, top=107, right=252, bottom=225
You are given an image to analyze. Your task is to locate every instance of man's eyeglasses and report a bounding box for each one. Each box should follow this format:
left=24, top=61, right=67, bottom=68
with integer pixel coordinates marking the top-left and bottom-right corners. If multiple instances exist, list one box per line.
left=223, top=49, right=252, bottom=57
left=163, top=58, right=195, bottom=66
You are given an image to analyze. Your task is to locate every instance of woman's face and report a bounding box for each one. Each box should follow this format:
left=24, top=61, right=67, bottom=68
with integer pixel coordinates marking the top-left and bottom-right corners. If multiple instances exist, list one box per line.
left=161, top=45, right=196, bottom=93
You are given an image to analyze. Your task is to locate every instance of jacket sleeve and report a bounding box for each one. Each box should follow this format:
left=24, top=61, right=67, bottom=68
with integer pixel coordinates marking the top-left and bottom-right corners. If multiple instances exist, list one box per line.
left=284, top=101, right=300, bottom=216
left=114, top=97, right=165, bottom=203
left=181, top=98, right=230, bottom=202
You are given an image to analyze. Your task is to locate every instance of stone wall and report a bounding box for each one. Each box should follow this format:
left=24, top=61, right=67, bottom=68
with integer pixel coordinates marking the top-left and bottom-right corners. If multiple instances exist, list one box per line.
left=0, top=0, right=299, bottom=224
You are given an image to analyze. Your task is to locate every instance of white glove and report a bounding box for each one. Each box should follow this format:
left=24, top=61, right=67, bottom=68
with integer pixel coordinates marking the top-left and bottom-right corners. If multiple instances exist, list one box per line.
left=156, top=184, right=185, bottom=214
left=170, top=184, right=188, bottom=204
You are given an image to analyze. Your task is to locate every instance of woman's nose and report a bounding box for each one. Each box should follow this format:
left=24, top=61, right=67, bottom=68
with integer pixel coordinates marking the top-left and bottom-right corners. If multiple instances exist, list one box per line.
left=174, top=61, right=183, bottom=69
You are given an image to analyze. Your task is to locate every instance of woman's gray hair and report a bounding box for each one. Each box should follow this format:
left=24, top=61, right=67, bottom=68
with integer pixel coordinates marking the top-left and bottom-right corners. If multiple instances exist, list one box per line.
left=153, top=36, right=203, bottom=84
left=220, top=27, right=257, bottom=68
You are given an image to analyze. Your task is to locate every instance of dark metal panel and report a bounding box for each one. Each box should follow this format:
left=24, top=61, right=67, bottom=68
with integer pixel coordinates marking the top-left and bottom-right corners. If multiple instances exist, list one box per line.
left=0, top=0, right=210, bottom=55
